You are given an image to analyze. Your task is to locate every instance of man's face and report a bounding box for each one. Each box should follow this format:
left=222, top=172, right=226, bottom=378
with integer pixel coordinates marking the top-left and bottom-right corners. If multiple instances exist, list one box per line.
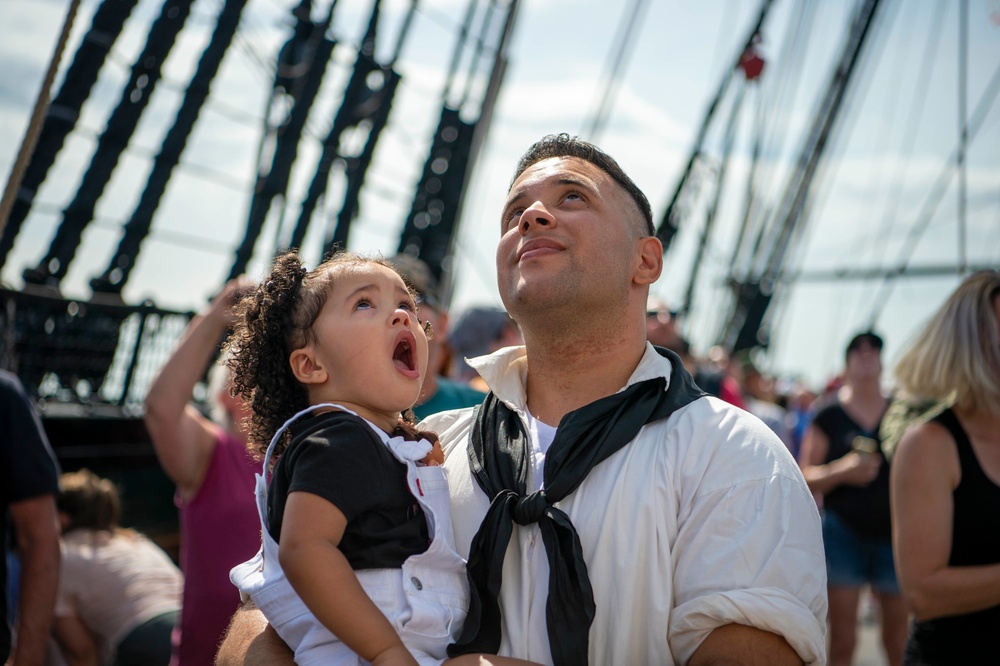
left=845, top=339, right=882, bottom=381
left=496, top=156, right=641, bottom=318
left=645, top=308, right=679, bottom=348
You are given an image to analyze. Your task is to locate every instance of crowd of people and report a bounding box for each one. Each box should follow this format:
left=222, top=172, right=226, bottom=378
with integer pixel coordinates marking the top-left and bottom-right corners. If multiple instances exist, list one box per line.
left=1, top=134, right=997, bottom=666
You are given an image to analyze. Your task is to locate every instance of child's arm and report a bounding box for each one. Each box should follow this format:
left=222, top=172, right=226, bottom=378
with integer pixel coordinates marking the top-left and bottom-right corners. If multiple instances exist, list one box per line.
left=280, top=490, right=419, bottom=666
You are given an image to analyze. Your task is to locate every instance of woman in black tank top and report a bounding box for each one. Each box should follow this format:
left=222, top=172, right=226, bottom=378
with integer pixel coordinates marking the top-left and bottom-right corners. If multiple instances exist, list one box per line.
left=889, top=270, right=1000, bottom=665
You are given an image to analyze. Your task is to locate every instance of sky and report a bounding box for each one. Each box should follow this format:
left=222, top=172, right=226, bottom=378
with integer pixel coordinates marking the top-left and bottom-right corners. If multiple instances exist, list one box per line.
left=1, top=0, right=999, bottom=391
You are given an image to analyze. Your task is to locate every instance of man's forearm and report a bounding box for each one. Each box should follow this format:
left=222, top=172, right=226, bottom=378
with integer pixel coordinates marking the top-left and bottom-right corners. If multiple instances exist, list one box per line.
left=215, top=603, right=294, bottom=666
left=12, top=497, right=60, bottom=666
left=688, top=623, right=803, bottom=666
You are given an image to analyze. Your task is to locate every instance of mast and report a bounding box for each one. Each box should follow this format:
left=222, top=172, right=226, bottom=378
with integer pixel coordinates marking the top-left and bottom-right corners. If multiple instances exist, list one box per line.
left=0, top=0, right=141, bottom=269
left=654, top=0, right=775, bottom=255
left=286, top=0, right=391, bottom=253
left=320, top=1, right=420, bottom=255
left=396, top=0, right=520, bottom=290
left=321, top=68, right=401, bottom=253
left=226, top=0, right=338, bottom=280
left=721, top=0, right=885, bottom=352
left=679, top=83, right=746, bottom=318
left=91, top=0, right=250, bottom=295
left=22, top=0, right=195, bottom=288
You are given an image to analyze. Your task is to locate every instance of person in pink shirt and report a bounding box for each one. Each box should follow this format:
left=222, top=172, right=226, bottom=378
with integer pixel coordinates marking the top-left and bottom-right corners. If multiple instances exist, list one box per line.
left=144, top=278, right=260, bottom=664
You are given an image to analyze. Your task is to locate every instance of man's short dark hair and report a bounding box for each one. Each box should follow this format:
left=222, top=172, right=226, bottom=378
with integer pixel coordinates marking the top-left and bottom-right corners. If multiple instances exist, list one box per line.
left=510, top=133, right=654, bottom=236
left=845, top=330, right=883, bottom=360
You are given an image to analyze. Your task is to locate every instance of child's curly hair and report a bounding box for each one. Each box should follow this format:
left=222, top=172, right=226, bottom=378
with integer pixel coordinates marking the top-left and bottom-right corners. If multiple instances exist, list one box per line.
left=224, top=250, right=426, bottom=458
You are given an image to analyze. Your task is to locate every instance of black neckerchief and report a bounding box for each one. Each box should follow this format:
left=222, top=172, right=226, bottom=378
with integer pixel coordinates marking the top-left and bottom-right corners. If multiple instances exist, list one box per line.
left=448, top=347, right=707, bottom=665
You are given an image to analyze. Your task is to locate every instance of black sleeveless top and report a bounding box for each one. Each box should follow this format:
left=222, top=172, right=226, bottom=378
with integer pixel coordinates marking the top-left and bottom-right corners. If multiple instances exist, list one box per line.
left=813, top=403, right=891, bottom=539
left=905, top=409, right=1000, bottom=665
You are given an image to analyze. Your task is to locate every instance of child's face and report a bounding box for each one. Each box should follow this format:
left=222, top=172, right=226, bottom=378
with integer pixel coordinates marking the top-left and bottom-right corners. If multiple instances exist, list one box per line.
left=299, top=263, right=429, bottom=422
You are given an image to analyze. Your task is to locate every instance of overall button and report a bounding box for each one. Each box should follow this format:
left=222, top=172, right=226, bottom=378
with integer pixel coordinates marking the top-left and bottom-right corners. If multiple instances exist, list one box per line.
left=410, top=576, right=423, bottom=591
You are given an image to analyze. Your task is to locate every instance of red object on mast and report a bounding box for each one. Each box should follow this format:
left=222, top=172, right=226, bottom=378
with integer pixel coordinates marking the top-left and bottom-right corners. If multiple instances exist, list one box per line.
left=739, top=46, right=765, bottom=80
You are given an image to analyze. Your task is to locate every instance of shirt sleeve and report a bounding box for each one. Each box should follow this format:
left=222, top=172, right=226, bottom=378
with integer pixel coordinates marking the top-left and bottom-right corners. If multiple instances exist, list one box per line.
left=284, top=419, right=389, bottom=521
left=0, top=371, right=60, bottom=503
left=667, top=410, right=828, bottom=664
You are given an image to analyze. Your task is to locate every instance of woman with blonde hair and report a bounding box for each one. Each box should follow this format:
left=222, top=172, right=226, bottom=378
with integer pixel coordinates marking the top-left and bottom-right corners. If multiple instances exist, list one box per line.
left=889, top=269, right=1000, bottom=664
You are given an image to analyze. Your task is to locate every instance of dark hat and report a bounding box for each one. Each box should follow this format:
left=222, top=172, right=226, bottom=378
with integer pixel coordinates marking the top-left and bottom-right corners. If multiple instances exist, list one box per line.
left=450, top=306, right=516, bottom=360
left=387, top=254, right=441, bottom=310
left=845, top=331, right=883, bottom=358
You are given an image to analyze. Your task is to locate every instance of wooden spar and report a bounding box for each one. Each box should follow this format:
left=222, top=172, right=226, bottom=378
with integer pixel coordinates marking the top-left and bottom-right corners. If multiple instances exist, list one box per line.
left=0, top=0, right=82, bottom=238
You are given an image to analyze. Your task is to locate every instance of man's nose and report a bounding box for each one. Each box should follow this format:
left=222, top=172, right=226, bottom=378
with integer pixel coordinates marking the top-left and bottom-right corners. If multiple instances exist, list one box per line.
left=520, top=201, right=555, bottom=235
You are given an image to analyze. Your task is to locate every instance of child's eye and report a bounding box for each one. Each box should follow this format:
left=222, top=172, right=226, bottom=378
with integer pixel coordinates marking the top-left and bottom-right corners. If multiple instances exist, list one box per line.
left=399, top=300, right=416, bottom=312
left=354, top=298, right=373, bottom=310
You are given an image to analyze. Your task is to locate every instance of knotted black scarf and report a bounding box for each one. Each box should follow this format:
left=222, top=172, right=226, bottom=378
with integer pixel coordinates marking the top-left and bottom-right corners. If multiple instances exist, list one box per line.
left=447, top=347, right=707, bottom=665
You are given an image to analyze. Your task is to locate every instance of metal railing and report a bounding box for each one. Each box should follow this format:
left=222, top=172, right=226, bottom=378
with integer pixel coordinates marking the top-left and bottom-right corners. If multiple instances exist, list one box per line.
left=0, top=286, right=193, bottom=414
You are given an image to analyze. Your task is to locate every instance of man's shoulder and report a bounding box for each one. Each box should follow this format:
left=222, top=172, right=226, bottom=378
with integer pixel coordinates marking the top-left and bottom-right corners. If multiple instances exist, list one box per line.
left=0, top=369, right=33, bottom=417
left=0, top=369, right=20, bottom=394
left=644, top=396, right=800, bottom=480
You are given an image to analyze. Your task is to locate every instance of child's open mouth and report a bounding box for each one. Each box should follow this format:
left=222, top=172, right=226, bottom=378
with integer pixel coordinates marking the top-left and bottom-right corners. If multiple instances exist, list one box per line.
left=392, top=332, right=419, bottom=378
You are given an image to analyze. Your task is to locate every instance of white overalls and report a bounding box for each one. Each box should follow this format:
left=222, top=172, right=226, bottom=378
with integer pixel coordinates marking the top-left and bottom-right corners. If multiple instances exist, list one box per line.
left=230, top=404, right=470, bottom=665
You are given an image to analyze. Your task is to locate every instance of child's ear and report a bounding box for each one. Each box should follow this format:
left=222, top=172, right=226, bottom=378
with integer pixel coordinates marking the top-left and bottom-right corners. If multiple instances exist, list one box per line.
left=289, top=345, right=328, bottom=385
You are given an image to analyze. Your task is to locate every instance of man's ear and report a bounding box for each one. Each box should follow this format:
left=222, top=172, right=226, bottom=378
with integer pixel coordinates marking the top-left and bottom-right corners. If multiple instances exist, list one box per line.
left=289, top=345, right=328, bottom=385
left=633, top=235, right=663, bottom=286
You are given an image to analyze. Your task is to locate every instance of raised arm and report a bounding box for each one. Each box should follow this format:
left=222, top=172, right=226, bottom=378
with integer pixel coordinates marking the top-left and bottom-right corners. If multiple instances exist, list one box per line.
left=145, top=277, right=248, bottom=499
left=9, top=494, right=60, bottom=666
left=891, top=421, right=1000, bottom=620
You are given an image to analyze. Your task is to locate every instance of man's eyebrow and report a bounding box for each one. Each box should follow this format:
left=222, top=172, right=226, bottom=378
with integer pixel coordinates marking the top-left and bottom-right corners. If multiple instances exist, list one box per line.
left=554, top=176, right=591, bottom=189
left=504, top=176, right=593, bottom=212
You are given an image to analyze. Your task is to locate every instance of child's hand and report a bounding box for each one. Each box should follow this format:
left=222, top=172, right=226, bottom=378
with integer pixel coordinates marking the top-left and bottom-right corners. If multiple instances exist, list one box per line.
left=370, top=644, right=419, bottom=666
left=420, top=438, right=445, bottom=466
left=392, top=422, right=444, bottom=466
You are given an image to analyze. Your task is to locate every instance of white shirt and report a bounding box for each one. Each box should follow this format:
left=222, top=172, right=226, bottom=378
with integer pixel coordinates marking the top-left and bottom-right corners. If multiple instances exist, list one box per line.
left=55, top=529, right=182, bottom=656
left=423, top=343, right=828, bottom=665
left=524, top=410, right=556, bottom=492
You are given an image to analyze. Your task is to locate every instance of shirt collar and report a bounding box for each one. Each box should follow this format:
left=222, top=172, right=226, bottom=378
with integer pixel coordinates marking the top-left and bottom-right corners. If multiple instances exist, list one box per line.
left=468, top=342, right=673, bottom=412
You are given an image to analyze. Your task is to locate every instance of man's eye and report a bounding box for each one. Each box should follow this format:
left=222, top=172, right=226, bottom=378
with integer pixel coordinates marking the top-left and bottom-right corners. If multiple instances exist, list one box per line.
left=565, top=192, right=583, bottom=202
left=504, top=210, right=523, bottom=229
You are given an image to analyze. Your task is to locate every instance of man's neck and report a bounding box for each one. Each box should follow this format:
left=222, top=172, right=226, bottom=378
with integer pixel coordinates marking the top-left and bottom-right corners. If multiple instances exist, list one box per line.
left=521, top=325, right=647, bottom=426
left=841, top=377, right=883, bottom=403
